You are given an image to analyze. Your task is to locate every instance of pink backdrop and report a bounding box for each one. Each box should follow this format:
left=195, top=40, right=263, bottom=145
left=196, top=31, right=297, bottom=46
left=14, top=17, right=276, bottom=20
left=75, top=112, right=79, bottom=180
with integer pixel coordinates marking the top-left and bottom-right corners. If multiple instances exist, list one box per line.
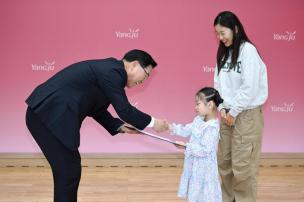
left=0, top=0, right=303, bottom=153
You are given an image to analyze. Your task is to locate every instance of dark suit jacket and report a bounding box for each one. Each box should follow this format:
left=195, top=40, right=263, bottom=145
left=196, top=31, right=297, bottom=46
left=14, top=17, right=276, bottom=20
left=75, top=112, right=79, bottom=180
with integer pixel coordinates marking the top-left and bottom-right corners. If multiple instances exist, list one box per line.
left=26, top=58, right=151, bottom=150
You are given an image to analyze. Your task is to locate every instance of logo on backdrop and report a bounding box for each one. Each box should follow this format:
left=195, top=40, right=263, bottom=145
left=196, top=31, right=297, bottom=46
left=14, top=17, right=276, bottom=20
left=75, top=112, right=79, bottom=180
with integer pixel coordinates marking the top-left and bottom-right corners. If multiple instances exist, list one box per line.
left=273, top=31, right=296, bottom=41
left=32, top=61, right=55, bottom=71
left=271, top=103, right=295, bottom=113
left=202, top=65, right=215, bottom=73
left=115, top=28, right=139, bottom=39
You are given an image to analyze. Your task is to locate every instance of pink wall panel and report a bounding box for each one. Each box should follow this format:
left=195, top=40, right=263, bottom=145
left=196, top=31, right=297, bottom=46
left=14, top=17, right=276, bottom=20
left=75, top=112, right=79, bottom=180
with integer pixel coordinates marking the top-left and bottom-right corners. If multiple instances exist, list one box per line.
left=0, top=0, right=303, bottom=153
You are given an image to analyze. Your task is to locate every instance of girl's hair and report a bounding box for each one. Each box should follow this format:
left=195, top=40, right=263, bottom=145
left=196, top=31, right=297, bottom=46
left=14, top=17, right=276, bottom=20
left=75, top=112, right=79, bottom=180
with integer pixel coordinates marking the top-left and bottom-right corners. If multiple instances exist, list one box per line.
left=214, top=11, right=251, bottom=74
left=196, top=87, right=224, bottom=107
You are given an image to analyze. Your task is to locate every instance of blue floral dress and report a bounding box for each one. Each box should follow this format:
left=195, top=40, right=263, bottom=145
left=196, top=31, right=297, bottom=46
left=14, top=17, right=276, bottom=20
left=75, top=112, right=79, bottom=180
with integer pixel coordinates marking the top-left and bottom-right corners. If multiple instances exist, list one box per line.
left=171, top=116, right=222, bottom=202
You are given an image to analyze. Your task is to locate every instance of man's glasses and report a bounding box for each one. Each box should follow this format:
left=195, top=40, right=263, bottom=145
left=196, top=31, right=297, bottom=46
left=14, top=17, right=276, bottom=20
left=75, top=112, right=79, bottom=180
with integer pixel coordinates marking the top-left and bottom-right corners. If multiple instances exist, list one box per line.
left=135, top=66, right=150, bottom=85
left=142, top=67, right=150, bottom=77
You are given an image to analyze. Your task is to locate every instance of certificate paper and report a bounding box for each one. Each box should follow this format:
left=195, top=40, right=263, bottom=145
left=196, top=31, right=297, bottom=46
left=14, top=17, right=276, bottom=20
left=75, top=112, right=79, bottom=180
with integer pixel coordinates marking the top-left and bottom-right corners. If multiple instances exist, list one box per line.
left=125, top=126, right=186, bottom=147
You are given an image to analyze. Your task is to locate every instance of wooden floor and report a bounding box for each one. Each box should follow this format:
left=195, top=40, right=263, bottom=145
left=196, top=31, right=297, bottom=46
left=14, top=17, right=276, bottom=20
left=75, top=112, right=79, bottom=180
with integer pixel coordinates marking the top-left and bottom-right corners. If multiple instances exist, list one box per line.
left=0, top=166, right=303, bottom=202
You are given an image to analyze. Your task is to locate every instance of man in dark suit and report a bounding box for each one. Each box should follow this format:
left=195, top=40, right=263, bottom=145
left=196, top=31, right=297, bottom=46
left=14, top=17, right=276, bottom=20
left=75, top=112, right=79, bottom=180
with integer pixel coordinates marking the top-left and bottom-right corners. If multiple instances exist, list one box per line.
left=25, top=49, right=169, bottom=202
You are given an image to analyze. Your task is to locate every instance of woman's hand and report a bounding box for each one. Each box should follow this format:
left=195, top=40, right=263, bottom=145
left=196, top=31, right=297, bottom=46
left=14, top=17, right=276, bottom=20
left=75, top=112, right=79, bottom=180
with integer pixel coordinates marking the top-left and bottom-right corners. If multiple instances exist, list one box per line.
left=225, top=113, right=236, bottom=126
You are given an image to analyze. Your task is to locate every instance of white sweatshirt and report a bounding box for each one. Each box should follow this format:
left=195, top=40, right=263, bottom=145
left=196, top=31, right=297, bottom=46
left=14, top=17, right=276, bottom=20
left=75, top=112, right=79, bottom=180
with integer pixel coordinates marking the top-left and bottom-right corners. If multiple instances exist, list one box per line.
left=214, top=42, right=268, bottom=117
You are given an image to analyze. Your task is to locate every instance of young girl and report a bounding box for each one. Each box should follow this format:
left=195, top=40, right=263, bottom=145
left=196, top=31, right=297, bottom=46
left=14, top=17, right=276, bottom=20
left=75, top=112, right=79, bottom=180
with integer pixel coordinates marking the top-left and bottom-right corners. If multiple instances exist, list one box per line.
left=170, top=87, right=223, bottom=202
left=213, top=11, right=268, bottom=202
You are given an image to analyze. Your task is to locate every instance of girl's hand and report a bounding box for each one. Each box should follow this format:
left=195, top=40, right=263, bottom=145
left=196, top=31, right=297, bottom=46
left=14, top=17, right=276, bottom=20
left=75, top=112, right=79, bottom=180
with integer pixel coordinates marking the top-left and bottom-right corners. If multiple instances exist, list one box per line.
left=168, top=123, right=173, bottom=131
left=174, top=141, right=186, bottom=149
left=225, top=113, right=236, bottom=126
left=153, top=118, right=169, bottom=132
left=220, top=109, right=227, bottom=121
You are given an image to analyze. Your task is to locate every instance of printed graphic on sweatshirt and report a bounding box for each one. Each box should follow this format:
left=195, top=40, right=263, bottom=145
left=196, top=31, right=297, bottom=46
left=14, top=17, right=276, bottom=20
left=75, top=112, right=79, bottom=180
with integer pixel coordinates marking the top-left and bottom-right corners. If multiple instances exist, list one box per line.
left=221, top=61, right=242, bottom=73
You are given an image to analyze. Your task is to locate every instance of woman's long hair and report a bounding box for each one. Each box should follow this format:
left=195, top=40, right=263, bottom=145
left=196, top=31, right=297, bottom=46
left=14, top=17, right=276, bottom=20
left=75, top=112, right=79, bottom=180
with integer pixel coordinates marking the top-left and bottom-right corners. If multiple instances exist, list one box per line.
left=214, top=11, right=251, bottom=74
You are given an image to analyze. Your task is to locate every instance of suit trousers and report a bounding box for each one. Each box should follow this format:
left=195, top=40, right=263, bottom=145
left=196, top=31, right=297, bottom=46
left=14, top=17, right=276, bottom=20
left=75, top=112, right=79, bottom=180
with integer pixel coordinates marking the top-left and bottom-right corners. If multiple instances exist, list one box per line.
left=26, top=107, right=82, bottom=202
left=217, top=107, right=264, bottom=202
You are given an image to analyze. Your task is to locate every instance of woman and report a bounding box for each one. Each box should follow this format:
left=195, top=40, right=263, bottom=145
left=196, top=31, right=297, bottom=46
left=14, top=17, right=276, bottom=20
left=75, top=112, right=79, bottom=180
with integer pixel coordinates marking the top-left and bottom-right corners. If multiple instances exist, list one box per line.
left=213, top=11, right=268, bottom=202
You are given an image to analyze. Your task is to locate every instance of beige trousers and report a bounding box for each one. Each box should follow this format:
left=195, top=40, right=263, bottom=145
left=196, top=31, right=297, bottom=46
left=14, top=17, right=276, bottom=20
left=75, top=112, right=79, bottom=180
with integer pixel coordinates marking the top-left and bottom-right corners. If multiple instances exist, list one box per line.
left=218, top=106, right=264, bottom=202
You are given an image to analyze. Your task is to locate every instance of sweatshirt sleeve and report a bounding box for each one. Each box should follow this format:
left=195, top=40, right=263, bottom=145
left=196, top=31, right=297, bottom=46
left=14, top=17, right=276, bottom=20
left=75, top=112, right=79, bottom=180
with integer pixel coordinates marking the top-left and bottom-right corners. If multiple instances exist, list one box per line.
left=229, top=44, right=264, bottom=117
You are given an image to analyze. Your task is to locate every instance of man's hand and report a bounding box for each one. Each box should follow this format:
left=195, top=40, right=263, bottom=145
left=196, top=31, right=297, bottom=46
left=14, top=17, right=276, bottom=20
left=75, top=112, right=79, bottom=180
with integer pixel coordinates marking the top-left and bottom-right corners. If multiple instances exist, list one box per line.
left=153, top=118, right=169, bottom=132
left=119, top=123, right=139, bottom=134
